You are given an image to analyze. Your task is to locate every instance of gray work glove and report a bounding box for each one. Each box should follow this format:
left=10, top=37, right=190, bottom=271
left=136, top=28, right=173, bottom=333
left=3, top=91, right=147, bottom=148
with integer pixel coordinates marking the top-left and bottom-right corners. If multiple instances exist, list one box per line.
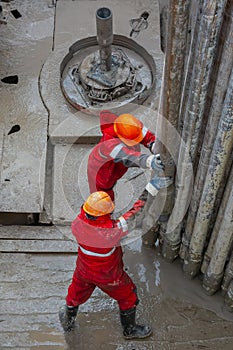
left=146, top=175, right=173, bottom=196
left=146, top=154, right=165, bottom=172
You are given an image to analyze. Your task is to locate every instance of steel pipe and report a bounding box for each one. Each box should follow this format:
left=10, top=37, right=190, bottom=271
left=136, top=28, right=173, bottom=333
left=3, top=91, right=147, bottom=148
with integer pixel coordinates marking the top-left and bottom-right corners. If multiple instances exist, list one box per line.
left=162, top=0, right=227, bottom=262
left=180, top=0, right=233, bottom=261
left=184, top=67, right=233, bottom=278
left=147, top=0, right=191, bottom=257
left=96, top=7, right=113, bottom=71
left=222, top=251, right=233, bottom=294
left=202, top=164, right=233, bottom=295
left=224, top=280, right=233, bottom=311
left=178, top=0, right=203, bottom=130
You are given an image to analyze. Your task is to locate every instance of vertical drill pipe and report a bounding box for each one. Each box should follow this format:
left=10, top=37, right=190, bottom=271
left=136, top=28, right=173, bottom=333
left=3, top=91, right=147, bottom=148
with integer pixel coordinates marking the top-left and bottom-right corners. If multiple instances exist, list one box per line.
left=224, top=280, right=233, bottom=310
left=142, top=0, right=191, bottom=253
left=162, top=0, right=227, bottom=262
left=184, top=67, right=233, bottom=278
left=180, top=0, right=233, bottom=261
left=96, top=7, right=113, bottom=71
left=222, top=251, right=233, bottom=294
left=202, top=164, right=233, bottom=295
left=178, top=0, right=203, bottom=131
left=201, top=160, right=231, bottom=274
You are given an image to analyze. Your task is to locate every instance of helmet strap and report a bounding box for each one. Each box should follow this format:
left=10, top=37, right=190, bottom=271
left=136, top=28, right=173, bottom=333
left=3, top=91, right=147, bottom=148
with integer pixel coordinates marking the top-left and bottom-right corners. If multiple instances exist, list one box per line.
left=85, top=213, right=98, bottom=220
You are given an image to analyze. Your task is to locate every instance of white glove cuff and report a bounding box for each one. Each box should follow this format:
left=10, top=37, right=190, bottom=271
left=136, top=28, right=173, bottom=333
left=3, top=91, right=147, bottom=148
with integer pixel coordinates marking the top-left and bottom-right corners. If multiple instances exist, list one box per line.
left=145, top=182, right=159, bottom=196
left=146, top=155, right=155, bottom=169
left=150, top=142, right=156, bottom=154
left=117, top=216, right=128, bottom=232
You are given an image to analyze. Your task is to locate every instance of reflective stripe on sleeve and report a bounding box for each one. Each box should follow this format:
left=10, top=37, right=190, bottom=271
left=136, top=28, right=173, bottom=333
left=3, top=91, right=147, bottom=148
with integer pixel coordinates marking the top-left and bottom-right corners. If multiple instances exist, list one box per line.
left=142, top=126, right=148, bottom=137
left=79, top=246, right=116, bottom=257
left=98, top=148, right=108, bottom=159
left=110, top=143, right=124, bottom=158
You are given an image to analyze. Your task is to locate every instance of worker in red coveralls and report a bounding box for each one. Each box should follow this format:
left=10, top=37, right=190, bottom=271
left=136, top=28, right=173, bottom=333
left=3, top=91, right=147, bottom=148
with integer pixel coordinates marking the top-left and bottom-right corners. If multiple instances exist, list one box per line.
left=59, top=191, right=152, bottom=339
left=87, top=110, right=164, bottom=201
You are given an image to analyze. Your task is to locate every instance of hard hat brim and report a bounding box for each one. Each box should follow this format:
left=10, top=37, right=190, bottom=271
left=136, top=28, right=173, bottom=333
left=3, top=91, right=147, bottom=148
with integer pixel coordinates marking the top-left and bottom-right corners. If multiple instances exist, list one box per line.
left=117, top=132, right=144, bottom=146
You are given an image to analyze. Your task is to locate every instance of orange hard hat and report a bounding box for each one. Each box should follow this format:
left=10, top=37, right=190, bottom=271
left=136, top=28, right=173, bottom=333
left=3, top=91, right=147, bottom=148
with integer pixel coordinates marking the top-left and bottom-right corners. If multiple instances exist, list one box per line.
left=114, top=114, right=143, bottom=146
left=83, top=191, right=115, bottom=216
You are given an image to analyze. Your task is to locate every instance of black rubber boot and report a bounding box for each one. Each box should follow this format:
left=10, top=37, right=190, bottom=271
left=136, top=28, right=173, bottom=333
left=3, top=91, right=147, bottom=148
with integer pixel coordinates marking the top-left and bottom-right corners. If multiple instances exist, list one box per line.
left=59, top=305, right=79, bottom=332
left=120, top=307, right=152, bottom=339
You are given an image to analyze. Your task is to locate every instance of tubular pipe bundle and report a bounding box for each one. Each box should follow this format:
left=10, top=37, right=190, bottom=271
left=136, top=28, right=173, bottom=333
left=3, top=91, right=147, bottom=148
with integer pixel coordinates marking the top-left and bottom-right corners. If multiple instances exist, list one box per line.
left=143, top=0, right=191, bottom=249
left=180, top=0, right=227, bottom=161
left=180, top=0, right=233, bottom=261
left=184, top=68, right=233, bottom=278
left=154, top=0, right=191, bottom=258
left=162, top=0, right=227, bottom=261
left=202, top=164, right=233, bottom=295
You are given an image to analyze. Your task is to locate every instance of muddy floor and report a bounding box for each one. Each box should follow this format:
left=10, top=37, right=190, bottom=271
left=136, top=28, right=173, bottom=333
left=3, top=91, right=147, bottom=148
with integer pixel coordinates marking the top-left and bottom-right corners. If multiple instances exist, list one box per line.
left=1, top=235, right=233, bottom=350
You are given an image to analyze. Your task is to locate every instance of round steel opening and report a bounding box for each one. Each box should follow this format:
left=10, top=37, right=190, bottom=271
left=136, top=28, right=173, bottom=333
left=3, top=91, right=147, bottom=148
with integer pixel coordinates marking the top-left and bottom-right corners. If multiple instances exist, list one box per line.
left=60, top=8, right=156, bottom=112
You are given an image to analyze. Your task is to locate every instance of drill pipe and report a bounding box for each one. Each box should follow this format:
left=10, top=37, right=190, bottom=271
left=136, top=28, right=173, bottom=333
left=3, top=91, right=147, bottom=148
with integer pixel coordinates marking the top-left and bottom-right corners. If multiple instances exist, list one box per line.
left=162, top=0, right=227, bottom=263
left=222, top=250, right=233, bottom=294
left=96, top=7, right=113, bottom=71
left=180, top=0, right=233, bottom=261
left=143, top=0, right=191, bottom=254
left=184, top=67, right=233, bottom=278
left=202, top=164, right=233, bottom=295
left=224, top=279, right=233, bottom=311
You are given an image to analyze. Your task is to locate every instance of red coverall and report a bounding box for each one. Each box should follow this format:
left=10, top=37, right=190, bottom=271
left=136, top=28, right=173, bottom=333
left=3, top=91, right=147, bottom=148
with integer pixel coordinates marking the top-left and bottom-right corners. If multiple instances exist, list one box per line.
left=66, top=203, right=144, bottom=311
left=87, top=110, right=156, bottom=200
